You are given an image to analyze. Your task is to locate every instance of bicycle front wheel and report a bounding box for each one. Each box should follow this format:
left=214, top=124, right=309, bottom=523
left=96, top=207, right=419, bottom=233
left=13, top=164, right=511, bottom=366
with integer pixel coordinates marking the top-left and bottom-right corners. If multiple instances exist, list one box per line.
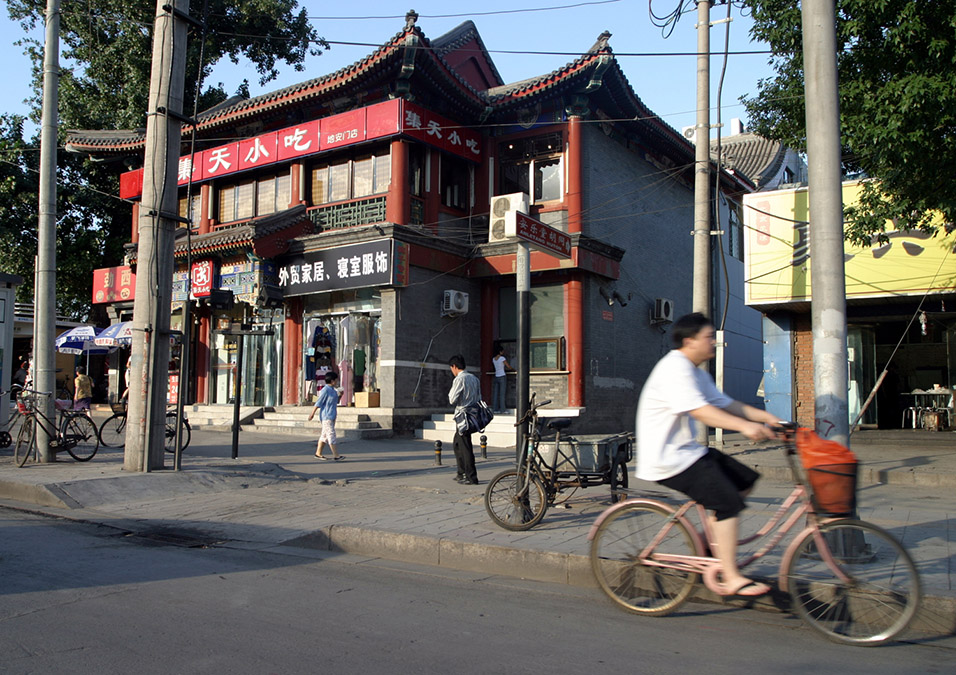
left=164, top=412, right=191, bottom=453
left=62, top=415, right=99, bottom=462
left=99, top=413, right=128, bottom=448
left=14, top=415, right=35, bottom=467
left=786, top=519, right=920, bottom=645
left=484, top=468, right=548, bottom=531
left=590, top=502, right=699, bottom=616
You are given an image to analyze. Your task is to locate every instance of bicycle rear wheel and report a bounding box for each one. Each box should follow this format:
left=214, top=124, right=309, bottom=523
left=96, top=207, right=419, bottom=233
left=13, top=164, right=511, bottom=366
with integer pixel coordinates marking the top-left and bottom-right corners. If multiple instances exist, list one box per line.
left=590, top=502, right=700, bottom=616
left=164, top=412, right=191, bottom=453
left=98, top=413, right=127, bottom=448
left=484, top=468, right=548, bottom=531
left=62, top=414, right=99, bottom=462
left=786, top=519, right=920, bottom=645
left=14, top=415, right=35, bottom=467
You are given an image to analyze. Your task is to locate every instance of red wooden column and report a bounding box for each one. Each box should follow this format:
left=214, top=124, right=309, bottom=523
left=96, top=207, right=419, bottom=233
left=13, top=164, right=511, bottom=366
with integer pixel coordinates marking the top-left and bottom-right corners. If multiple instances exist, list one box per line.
left=566, top=117, right=585, bottom=407
left=425, top=148, right=440, bottom=232
left=130, top=202, right=140, bottom=244
left=289, top=162, right=305, bottom=206
left=195, top=311, right=211, bottom=404
left=386, top=140, right=408, bottom=225
left=283, top=297, right=303, bottom=405
left=199, top=184, right=212, bottom=235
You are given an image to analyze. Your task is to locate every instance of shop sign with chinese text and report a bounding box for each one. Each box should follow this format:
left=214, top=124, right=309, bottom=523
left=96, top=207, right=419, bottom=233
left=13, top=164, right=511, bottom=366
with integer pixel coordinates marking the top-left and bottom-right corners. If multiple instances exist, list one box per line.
left=93, top=266, right=136, bottom=303
left=277, top=239, right=407, bottom=296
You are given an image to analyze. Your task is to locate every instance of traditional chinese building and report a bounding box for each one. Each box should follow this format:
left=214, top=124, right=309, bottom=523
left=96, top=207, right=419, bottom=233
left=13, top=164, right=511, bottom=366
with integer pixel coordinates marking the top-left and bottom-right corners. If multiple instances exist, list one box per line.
left=68, top=14, right=761, bottom=433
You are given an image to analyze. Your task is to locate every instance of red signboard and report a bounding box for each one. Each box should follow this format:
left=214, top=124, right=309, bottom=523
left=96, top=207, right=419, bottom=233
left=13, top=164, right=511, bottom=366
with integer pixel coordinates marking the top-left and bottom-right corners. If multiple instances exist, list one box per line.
left=93, top=266, right=136, bottom=304
left=190, top=259, right=215, bottom=297
left=514, top=212, right=572, bottom=259
left=119, top=100, right=481, bottom=199
left=277, top=120, right=320, bottom=161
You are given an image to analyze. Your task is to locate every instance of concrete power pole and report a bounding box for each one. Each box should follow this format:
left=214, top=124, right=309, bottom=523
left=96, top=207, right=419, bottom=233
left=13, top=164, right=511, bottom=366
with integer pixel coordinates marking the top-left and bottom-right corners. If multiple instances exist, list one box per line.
left=34, top=0, right=60, bottom=462
left=692, top=0, right=712, bottom=317
left=801, top=0, right=849, bottom=446
left=125, top=0, right=190, bottom=472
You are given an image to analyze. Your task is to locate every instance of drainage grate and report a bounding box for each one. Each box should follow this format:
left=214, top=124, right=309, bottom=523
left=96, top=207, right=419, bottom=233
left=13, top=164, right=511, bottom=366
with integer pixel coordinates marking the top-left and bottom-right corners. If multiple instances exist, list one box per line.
left=120, top=528, right=226, bottom=548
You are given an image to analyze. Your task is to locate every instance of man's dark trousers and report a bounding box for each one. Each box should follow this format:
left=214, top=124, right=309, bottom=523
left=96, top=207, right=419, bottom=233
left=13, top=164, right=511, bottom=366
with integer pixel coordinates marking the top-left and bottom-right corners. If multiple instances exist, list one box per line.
left=453, top=429, right=478, bottom=483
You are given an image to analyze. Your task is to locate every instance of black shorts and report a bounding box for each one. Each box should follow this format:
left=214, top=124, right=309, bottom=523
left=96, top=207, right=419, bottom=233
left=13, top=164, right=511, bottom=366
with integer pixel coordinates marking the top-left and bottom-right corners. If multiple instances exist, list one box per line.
left=657, top=448, right=760, bottom=521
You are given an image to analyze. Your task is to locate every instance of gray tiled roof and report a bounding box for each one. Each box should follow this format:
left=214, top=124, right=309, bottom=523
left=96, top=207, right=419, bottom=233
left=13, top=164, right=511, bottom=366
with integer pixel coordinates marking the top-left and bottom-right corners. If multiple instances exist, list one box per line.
left=710, top=132, right=786, bottom=187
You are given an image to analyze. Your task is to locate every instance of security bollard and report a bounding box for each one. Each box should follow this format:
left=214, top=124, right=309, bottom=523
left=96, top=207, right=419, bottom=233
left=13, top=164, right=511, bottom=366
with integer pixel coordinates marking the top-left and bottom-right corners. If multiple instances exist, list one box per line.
left=434, top=440, right=442, bottom=465
left=480, top=434, right=487, bottom=459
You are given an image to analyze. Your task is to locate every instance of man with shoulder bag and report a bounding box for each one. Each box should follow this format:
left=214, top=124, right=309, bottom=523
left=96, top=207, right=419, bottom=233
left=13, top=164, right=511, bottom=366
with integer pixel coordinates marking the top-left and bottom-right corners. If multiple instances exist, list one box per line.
left=448, top=354, right=481, bottom=485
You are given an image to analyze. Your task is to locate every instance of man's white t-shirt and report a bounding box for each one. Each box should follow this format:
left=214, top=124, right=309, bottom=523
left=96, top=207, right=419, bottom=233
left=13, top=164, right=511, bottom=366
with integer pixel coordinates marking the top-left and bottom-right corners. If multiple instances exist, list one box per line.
left=635, top=350, right=733, bottom=481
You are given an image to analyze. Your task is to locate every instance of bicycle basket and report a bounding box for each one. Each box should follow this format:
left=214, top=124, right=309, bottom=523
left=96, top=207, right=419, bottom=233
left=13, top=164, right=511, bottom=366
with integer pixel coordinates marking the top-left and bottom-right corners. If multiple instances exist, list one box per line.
left=16, top=394, right=34, bottom=415
left=110, top=400, right=128, bottom=414
left=796, top=428, right=858, bottom=516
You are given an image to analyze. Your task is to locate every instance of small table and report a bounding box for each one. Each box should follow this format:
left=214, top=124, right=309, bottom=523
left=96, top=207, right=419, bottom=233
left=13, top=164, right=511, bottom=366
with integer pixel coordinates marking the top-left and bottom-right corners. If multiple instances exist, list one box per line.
left=901, top=389, right=954, bottom=429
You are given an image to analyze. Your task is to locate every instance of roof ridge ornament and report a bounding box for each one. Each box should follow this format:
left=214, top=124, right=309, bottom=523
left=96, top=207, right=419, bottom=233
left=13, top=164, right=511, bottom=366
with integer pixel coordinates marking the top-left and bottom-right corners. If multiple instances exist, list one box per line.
left=405, top=10, right=419, bottom=30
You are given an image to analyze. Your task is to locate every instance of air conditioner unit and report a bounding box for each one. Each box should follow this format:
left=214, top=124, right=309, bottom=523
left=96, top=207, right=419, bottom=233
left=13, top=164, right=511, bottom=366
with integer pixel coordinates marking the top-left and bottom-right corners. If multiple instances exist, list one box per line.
left=651, top=297, right=674, bottom=323
left=489, top=192, right=529, bottom=243
left=681, top=125, right=696, bottom=141
left=442, top=290, right=469, bottom=317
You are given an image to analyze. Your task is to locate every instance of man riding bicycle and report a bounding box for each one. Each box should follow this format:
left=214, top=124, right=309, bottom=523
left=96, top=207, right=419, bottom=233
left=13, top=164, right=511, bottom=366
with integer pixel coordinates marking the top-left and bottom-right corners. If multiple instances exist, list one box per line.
left=636, top=312, right=782, bottom=597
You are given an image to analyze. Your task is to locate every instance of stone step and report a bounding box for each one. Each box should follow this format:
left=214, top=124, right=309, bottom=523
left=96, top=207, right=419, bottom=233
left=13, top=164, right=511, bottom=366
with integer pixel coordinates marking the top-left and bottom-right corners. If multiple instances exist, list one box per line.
left=241, top=424, right=391, bottom=441
left=417, top=426, right=516, bottom=448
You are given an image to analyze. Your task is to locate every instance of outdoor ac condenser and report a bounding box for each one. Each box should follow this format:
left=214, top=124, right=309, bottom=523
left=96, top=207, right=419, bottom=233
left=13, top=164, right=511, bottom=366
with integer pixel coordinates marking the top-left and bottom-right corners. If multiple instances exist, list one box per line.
left=488, top=192, right=529, bottom=243
left=442, top=290, right=469, bottom=317
left=651, top=297, right=674, bottom=323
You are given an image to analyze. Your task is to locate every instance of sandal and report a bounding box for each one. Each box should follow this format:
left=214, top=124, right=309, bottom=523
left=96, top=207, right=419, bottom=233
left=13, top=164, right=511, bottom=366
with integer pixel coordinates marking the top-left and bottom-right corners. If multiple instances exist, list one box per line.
left=720, top=580, right=770, bottom=597
left=314, top=454, right=329, bottom=460
left=333, top=455, right=346, bottom=461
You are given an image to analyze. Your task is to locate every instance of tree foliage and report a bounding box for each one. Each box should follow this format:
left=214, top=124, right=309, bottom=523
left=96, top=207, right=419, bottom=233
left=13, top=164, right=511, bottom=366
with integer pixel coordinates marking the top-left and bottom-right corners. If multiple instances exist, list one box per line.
left=0, top=0, right=325, bottom=318
left=743, top=0, right=956, bottom=246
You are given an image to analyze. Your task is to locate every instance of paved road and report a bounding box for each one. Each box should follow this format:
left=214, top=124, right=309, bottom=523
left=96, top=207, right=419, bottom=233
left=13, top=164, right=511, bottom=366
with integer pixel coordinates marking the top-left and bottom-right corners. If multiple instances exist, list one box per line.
left=2, top=509, right=954, bottom=674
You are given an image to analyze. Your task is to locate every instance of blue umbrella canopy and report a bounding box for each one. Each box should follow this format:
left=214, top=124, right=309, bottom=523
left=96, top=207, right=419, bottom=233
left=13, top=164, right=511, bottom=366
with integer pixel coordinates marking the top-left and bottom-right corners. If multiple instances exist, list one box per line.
left=94, top=321, right=134, bottom=347
left=55, top=326, right=112, bottom=355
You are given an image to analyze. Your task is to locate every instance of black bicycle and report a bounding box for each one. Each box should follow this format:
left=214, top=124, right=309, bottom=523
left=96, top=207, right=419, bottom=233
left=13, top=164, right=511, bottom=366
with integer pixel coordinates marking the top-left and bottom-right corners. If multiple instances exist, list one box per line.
left=484, top=393, right=633, bottom=530
left=14, top=390, right=99, bottom=466
left=99, top=402, right=191, bottom=452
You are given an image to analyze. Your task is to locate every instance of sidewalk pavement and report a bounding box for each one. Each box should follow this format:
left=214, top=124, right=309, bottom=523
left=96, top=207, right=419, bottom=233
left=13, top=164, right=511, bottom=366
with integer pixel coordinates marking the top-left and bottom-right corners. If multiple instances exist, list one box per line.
left=1, top=421, right=953, bottom=640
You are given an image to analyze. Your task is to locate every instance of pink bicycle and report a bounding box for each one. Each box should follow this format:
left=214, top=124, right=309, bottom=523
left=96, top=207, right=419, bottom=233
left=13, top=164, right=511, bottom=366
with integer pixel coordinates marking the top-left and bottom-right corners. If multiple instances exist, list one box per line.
left=588, top=424, right=920, bottom=645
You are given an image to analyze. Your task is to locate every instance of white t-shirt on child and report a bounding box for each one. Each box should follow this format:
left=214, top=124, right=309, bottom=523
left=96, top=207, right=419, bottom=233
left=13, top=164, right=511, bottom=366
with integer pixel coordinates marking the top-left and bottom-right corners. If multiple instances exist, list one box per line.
left=635, top=349, right=732, bottom=481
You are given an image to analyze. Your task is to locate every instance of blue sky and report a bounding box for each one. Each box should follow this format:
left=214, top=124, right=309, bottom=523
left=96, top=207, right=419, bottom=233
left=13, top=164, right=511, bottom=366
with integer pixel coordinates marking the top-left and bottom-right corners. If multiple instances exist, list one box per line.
left=2, top=0, right=775, bottom=137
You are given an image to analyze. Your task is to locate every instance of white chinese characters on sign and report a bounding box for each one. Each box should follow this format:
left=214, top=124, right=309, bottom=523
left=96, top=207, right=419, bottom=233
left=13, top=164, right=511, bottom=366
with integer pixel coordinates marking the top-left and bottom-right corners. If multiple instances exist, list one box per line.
left=207, top=147, right=233, bottom=174
left=283, top=127, right=313, bottom=152
left=243, top=137, right=271, bottom=164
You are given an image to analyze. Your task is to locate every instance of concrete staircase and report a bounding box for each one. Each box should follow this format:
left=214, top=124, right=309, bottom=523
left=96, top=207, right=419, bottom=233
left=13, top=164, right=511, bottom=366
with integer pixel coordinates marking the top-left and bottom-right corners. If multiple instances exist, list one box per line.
left=183, top=404, right=264, bottom=431
left=417, top=407, right=586, bottom=447
left=244, top=405, right=391, bottom=441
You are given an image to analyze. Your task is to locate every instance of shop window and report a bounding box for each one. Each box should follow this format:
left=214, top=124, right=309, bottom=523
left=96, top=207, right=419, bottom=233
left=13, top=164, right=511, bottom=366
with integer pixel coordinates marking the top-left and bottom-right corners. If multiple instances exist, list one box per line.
left=217, top=171, right=289, bottom=224
left=310, top=150, right=391, bottom=205
left=440, top=154, right=470, bottom=210
left=177, top=193, right=202, bottom=229
left=497, top=283, right=566, bottom=370
left=409, top=144, right=425, bottom=197
left=499, top=132, right=564, bottom=203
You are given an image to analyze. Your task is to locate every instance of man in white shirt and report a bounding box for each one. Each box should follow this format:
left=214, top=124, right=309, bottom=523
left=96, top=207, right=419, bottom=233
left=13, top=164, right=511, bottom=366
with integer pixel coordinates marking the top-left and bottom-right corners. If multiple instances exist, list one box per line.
left=636, top=313, right=781, bottom=597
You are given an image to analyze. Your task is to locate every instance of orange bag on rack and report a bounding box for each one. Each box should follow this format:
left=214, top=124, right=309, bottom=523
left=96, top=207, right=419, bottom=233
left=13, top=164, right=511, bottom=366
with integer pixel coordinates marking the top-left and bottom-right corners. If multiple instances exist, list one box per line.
left=795, top=428, right=859, bottom=515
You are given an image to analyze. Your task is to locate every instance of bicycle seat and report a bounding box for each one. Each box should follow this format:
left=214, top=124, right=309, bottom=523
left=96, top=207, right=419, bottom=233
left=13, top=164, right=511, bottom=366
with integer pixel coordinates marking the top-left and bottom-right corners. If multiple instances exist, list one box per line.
left=546, top=418, right=573, bottom=431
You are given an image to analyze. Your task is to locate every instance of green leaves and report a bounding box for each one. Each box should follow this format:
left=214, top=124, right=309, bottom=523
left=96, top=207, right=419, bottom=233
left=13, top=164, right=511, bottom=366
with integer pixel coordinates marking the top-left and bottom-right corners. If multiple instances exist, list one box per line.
left=744, top=0, right=956, bottom=243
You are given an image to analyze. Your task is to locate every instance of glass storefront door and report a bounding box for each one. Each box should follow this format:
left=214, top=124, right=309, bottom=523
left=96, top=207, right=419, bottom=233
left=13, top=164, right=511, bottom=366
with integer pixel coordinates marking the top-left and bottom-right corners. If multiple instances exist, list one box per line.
left=210, top=320, right=282, bottom=406
left=302, top=312, right=380, bottom=404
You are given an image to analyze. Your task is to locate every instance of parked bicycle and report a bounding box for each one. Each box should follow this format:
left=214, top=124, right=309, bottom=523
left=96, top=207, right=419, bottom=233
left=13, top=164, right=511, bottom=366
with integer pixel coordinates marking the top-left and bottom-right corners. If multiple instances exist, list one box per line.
left=98, top=401, right=191, bottom=452
left=14, top=389, right=100, bottom=466
left=484, top=393, right=632, bottom=531
left=0, top=389, right=23, bottom=448
left=588, top=423, right=920, bottom=645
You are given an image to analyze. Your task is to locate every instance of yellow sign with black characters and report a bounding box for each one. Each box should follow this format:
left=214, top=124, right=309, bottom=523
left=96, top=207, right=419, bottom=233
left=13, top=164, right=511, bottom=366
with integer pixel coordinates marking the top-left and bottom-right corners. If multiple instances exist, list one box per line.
left=743, top=180, right=955, bottom=306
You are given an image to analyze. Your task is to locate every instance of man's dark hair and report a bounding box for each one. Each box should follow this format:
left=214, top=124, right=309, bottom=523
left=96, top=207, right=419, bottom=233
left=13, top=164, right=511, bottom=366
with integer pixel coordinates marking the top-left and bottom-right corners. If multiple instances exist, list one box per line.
left=76, top=366, right=86, bottom=375
left=671, top=312, right=714, bottom=348
left=324, top=371, right=339, bottom=384
left=448, top=354, right=466, bottom=370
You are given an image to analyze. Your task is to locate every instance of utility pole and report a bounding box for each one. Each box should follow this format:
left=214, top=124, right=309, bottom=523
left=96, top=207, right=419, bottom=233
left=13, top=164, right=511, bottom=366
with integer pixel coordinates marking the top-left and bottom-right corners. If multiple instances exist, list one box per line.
left=801, top=0, right=849, bottom=446
left=125, top=0, right=190, bottom=472
left=515, top=242, right=531, bottom=460
left=34, top=0, right=60, bottom=462
left=692, top=0, right=713, bottom=445
left=692, top=0, right=712, bottom=317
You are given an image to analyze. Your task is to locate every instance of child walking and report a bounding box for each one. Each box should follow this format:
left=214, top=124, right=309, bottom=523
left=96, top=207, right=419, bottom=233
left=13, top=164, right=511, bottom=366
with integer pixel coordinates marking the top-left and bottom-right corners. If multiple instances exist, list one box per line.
left=308, top=371, right=345, bottom=460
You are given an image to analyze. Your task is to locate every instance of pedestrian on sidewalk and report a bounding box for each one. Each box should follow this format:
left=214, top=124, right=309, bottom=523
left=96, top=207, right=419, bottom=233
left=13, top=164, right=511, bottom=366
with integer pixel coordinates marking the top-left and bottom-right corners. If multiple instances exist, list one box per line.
left=73, top=366, right=93, bottom=413
left=448, top=354, right=480, bottom=484
left=309, top=371, right=345, bottom=460
left=491, top=343, right=513, bottom=413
